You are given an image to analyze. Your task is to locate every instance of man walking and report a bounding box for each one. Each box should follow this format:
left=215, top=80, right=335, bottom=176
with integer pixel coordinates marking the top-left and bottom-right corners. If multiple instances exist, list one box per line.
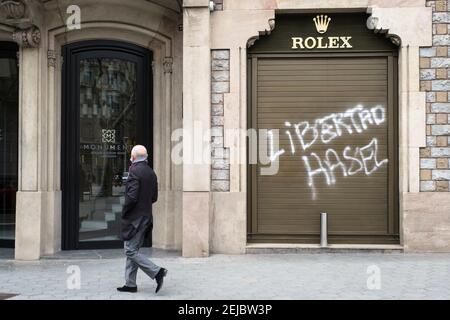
left=117, top=145, right=168, bottom=294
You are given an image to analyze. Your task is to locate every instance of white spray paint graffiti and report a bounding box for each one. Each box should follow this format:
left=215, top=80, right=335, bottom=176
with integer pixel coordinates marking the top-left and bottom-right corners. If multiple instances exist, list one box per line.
left=283, top=105, right=386, bottom=153
left=284, top=122, right=296, bottom=154
left=302, top=138, right=388, bottom=199
left=270, top=105, right=389, bottom=199
left=268, top=129, right=285, bottom=162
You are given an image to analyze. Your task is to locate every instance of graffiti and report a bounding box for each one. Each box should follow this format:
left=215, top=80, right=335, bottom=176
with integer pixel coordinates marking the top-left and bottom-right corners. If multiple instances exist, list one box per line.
left=302, top=138, right=388, bottom=199
left=268, top=130, right=285, bottom=162
left=271, top=105, right=388, bottom=198
left=283, top=105, right=386, bottom=153
left=284, top=122, right=296, bottom=154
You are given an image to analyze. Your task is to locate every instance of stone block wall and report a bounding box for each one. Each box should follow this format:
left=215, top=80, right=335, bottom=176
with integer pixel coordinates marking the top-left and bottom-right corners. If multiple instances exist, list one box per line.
left=420, top=1, right=450, bottom=192
left=211, top=50, right=230, bottom=191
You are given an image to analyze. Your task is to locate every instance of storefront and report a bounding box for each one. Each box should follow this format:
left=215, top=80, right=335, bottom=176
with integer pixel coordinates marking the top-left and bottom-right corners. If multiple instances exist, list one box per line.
left=247, top=13, right=399, bottom=244
left=0, top=0, right=184, bottom=259
left=1, top=0, right=449, bottom=260
left=204, top=1, right=440, bottom=256
left=61, top=40, right=153, bottom=249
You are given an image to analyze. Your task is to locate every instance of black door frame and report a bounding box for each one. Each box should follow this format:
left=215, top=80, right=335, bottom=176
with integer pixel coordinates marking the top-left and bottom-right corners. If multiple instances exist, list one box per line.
left=0, top=41, right=19, bottom=249
left=61, top=40, right=153, bottom=250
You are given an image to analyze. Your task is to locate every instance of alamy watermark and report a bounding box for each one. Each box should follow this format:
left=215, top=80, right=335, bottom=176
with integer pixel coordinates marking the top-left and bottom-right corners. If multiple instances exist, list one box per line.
left=66, top=5, right=81, bottom=30
left=366, top=265, right=381, bottom=290
left=66, top=265, right=81, bottom=290
left=171, top=123, right=282, bottom=176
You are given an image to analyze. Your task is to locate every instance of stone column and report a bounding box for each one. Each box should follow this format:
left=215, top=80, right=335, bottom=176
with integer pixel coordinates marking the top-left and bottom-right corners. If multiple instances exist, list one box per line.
left=3, top=0, right=49, bottom=259
left=182, top=0, right=212, bottom=257
left=367, top=6, right=432, bottom=194
left=14, top=37, right=46, bottom=260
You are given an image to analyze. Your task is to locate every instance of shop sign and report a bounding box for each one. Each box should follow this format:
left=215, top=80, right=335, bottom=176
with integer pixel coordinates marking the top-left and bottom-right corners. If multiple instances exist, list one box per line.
left=291, top=15, right=353, bottom=50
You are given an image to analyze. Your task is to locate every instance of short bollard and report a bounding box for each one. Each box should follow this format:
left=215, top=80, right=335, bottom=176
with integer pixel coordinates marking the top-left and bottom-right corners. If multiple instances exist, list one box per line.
left=320, top=212, right=328, bottom=248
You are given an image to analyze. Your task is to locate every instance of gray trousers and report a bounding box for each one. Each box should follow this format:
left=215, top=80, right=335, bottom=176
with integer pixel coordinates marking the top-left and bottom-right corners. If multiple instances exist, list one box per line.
left=124, top=221, right=161, bottom=287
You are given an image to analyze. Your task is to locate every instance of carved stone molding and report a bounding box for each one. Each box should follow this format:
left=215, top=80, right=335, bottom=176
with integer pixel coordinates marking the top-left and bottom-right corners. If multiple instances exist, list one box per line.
left=47, top=50, right=56, bottom=68
left=12, top=26, right=40, bottom=48
left=247, top=18, right=275, bottom=48
left=163, top=57, right=173, bottom=74
left=0, top=0, right=26, bottom=19
left=1, top=0, right=42, bottom=47
left=389, top=35, right=401, bottom=47
left=366, top=15, right=401, bottom=46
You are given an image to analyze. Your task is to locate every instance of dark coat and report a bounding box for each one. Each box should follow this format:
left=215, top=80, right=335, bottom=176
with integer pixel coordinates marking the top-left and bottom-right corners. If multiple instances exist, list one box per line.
left=121, top=161, right=158, bottom=241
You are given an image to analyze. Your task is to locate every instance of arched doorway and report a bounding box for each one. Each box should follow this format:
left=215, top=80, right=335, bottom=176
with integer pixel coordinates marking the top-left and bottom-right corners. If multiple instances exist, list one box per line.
left=61, top=40, right=153, bottom=250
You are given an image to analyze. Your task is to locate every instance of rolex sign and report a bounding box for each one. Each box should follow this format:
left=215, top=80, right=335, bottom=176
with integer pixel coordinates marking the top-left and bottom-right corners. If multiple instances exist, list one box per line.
left=291, top=15, right=353, bottom=50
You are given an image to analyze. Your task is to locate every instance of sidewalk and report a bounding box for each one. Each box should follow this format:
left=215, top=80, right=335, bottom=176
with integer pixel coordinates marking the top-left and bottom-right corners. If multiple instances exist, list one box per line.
left=1, top=249, right=449, bottom=300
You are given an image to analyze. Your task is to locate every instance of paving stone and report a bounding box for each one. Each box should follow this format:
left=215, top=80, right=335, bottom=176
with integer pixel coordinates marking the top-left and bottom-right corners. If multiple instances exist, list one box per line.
left=2, top=251, right=450, bottom=300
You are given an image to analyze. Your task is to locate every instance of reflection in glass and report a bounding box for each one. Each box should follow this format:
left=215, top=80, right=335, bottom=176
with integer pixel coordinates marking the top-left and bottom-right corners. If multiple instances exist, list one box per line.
left=79, top=58, right=137, bottom=242
left=0, top=55, right=18, bottom=241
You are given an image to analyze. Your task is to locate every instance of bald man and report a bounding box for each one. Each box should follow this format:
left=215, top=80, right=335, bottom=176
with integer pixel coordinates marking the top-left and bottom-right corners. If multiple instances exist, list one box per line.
left=117, top=145, right=168, bottom=294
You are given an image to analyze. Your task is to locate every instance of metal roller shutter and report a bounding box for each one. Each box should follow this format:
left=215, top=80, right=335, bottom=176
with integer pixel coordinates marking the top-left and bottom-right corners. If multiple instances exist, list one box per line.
left=249, top=55, right=399, bottom=244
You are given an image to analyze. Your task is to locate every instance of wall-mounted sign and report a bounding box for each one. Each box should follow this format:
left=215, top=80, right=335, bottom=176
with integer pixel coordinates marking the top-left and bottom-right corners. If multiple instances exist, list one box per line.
left=248, top=13, right=398, bottom=54
left=291, top=15, right=352, bottom=50
left=101, top=129, right=116, bottom=143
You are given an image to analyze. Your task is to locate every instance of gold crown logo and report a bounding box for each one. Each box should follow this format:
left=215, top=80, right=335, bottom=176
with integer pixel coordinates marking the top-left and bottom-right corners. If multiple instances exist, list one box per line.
left=313, top=14, right=331, bottom=34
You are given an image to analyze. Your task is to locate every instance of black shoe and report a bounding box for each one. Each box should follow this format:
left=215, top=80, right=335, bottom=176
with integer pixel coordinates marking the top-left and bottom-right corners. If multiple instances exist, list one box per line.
left=117, top=285, right=137, bottom=293
left=155, top=268, right=168, bottom=294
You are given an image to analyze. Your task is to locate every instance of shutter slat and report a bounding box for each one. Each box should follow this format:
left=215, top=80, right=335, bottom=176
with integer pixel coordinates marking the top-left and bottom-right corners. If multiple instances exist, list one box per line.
left=254, top=56, right=392, bottom=240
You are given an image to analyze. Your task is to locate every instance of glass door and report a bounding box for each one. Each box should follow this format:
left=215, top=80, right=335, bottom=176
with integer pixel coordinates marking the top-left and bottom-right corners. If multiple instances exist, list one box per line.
left=0, top=42, right=18, bottom=248
left=62, top=41, right=152, bottom=249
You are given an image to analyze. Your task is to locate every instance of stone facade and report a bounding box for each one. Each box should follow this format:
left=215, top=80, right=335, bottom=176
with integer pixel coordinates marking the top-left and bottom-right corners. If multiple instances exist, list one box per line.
left=0, top=0, right=184, bottom=260
left=420, top=0, right=450, bottom=192
left=2, top=0, right=448, bottom=259
left=211, top=49, right=230, bottom=191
